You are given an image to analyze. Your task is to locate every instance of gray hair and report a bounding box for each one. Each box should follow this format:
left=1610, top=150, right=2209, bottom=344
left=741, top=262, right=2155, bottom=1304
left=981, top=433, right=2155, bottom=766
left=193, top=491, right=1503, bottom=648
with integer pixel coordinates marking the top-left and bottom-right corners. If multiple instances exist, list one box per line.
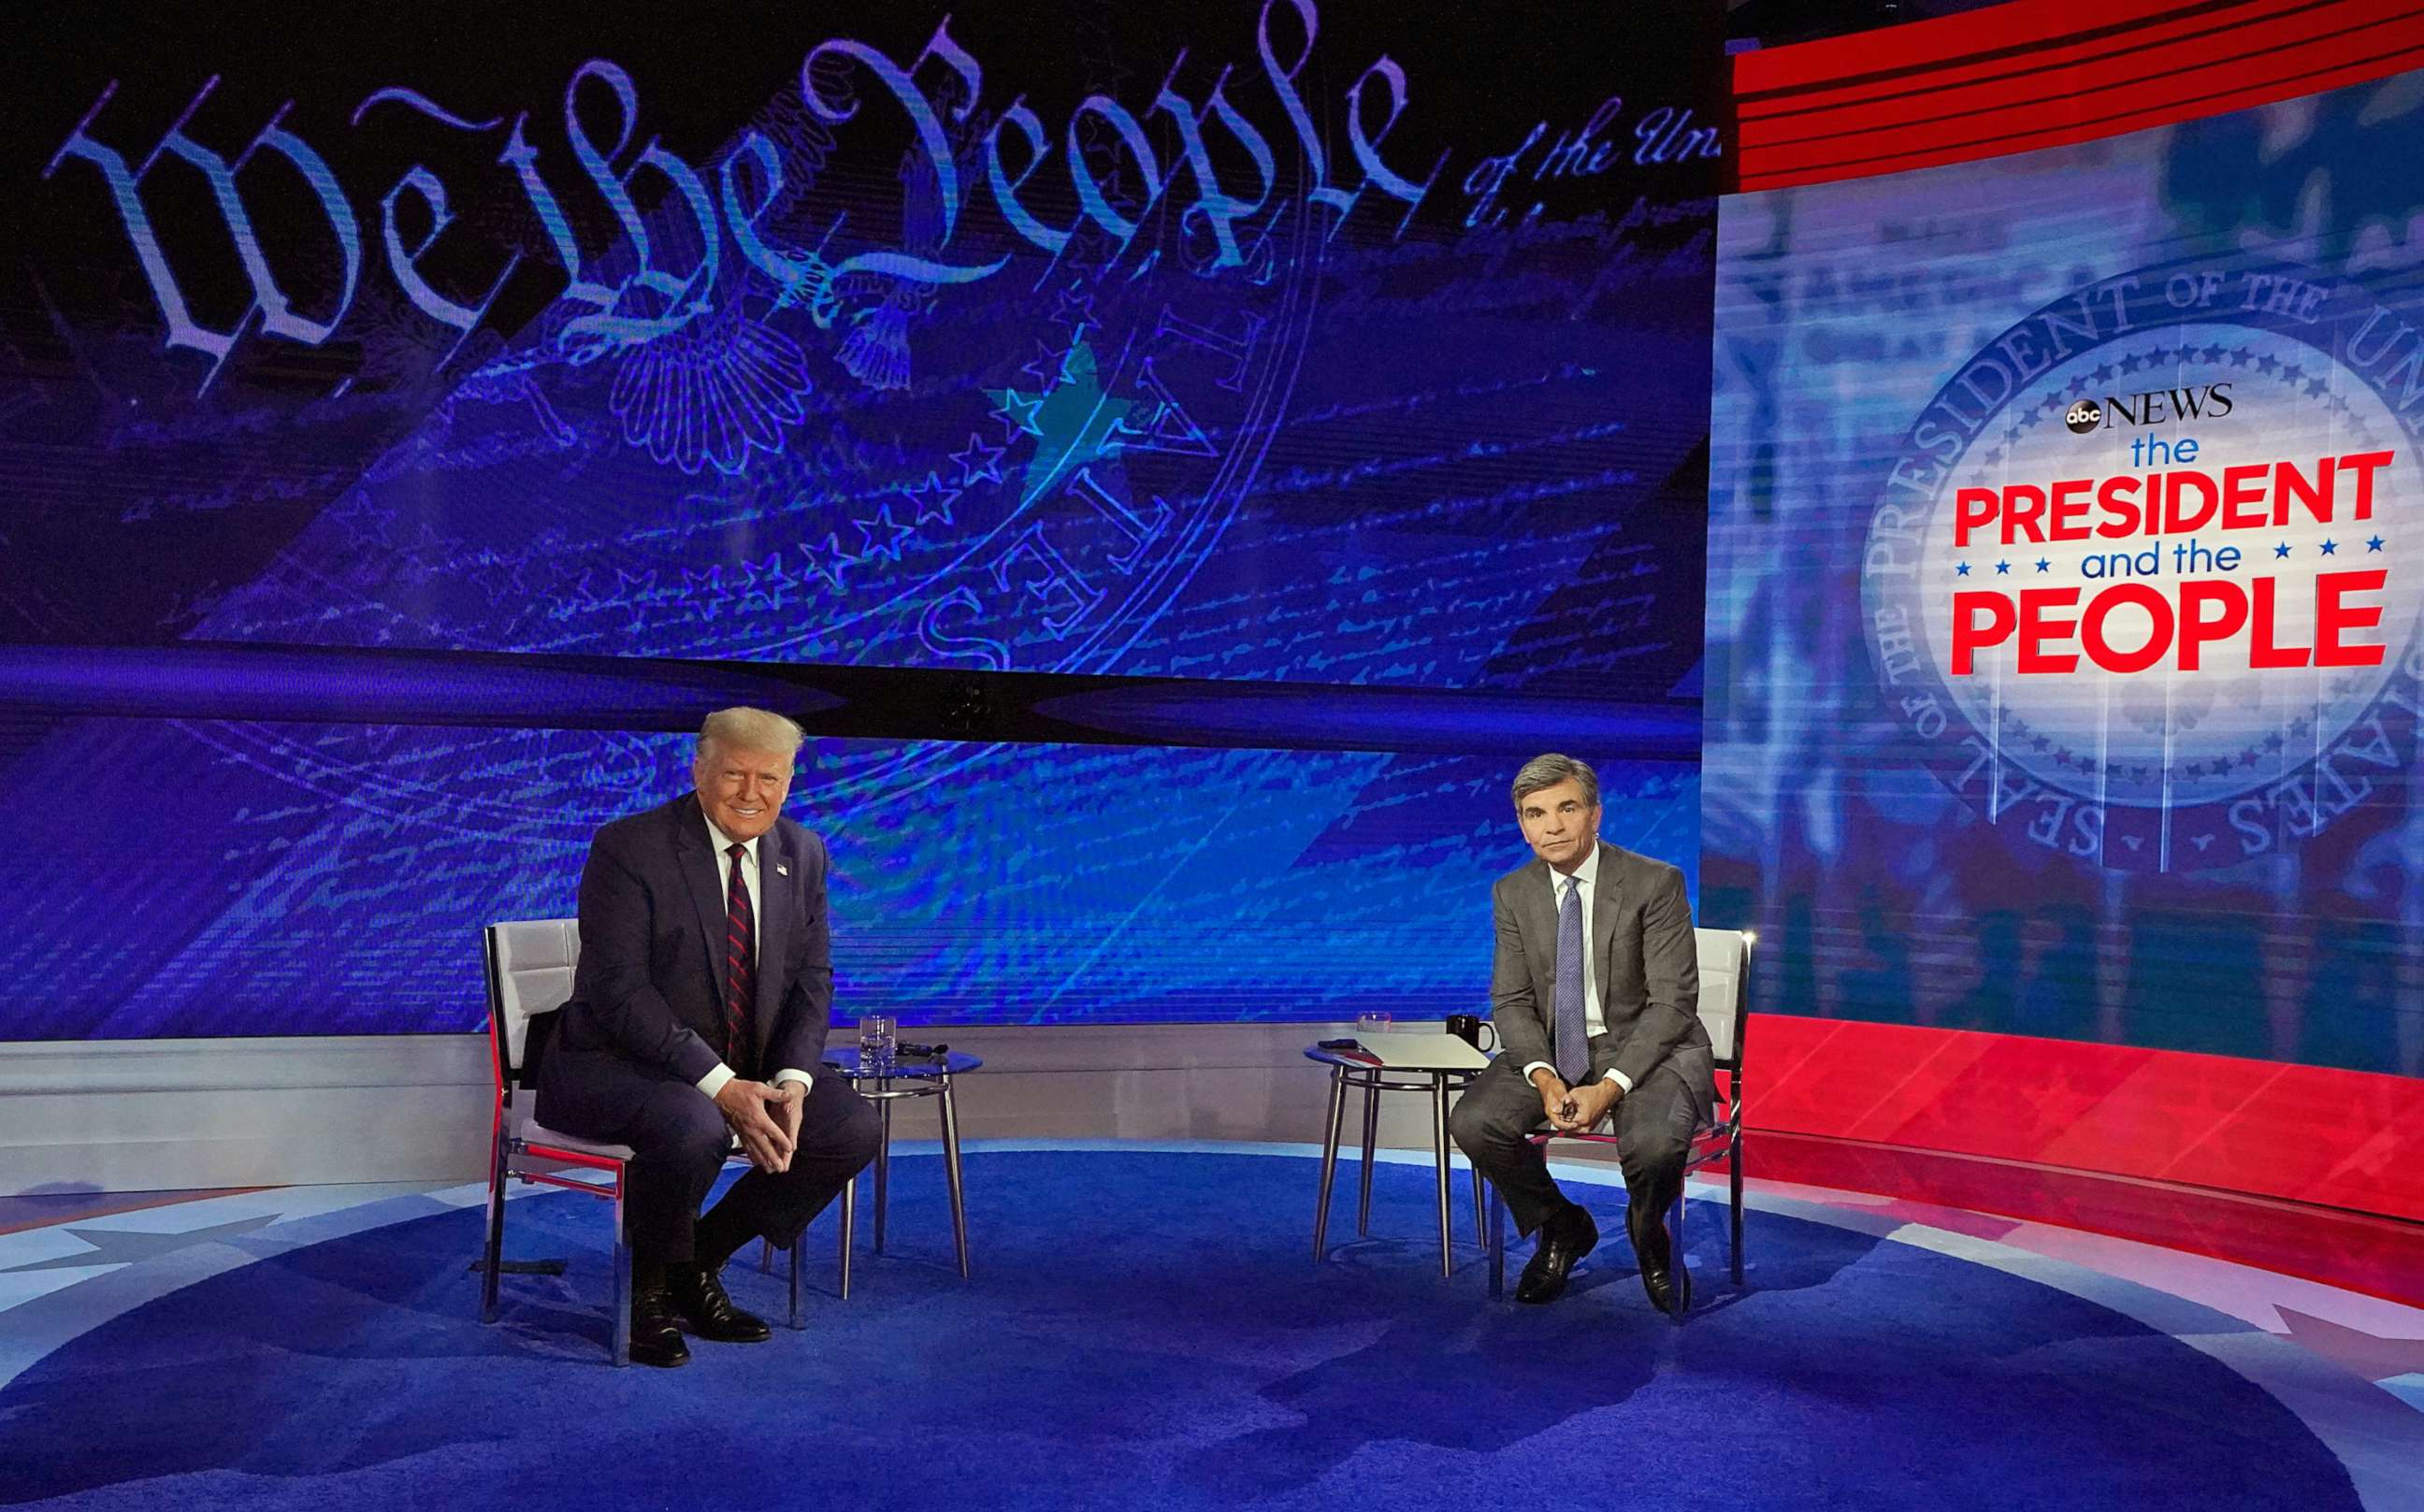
left=698, top=706, right=806, bottom=760
left=1510, top=752, right=1600, bottom=811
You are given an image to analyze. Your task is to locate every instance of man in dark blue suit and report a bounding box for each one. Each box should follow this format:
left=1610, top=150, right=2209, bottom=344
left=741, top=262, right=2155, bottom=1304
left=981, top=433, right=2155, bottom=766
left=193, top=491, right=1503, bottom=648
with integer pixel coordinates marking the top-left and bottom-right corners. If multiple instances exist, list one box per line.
left=537, top=707, right=879, bottom=1367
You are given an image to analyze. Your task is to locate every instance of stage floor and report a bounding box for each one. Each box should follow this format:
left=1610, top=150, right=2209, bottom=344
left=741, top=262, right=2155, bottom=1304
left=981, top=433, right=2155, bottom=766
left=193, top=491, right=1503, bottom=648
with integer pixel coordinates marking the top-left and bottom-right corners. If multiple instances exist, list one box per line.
left=2, top=1143, right=2419, bottom=1512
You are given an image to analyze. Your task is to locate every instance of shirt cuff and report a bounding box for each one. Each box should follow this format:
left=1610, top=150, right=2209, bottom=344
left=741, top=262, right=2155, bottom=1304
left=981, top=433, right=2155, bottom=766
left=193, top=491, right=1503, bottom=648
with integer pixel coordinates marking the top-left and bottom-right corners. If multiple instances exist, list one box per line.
left=1522, top=1060, right=1557, bottom=1082
left=696, top=1063, right=737, bottom=1099
left=1604, top=1069, right=1634, bottom=1093
left=772, top=1068, right=812, bottom=1088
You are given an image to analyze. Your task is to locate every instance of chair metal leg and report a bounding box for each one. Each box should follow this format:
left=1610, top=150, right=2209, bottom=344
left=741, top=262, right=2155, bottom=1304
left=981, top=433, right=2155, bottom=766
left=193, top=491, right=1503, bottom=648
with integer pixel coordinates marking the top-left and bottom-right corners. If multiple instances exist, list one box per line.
left=1470, top=1160, right=1485, bottom=1247
left=1488, top=1184, right=1506, bottom=1300
left=1312, top=1066, right=1347, bottom=1261
left=838, top=1175, right=855, bottom=1301
left=611, top=1180, right=631, bottom=1368
left=1356, top=1078, right=1380, bottom=1237
left=873, top=1091, right=892, bottom=1256
left=1432, top=1074, right=1453, bottom=1280
left=1730, top=1135, right=1746, bottom=1287
left=1667, top=1181, right=1691, bottom=1324
left=787, top=1237, right=802, bottom=1330
left=480, top=1133, right=509, bottom=1324
left=759, top=1236, right=774, bottom=1274
left=941, top=1077, right=971, bottom=1279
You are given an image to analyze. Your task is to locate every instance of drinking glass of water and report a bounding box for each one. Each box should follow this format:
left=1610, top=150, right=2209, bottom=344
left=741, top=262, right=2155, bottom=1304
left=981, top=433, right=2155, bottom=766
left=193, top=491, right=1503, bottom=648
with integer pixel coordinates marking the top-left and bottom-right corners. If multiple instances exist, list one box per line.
left=1355, top=1011, right=1392, bottom=1037
left=858, top=1014, right=896, bottom=1071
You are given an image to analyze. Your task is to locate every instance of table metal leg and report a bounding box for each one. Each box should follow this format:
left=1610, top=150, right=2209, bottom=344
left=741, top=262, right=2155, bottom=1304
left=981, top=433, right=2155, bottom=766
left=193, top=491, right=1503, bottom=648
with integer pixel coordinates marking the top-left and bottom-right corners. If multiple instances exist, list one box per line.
left=1356, top=1077, right=1380, bottom=1237
left=838, top=1174, right=855, bottom=1301
left=1312, top=1066, right=1346, bottom=1261
left=873, top=1080, right=892, bottom=1256
left=941, top=1077, right=970, bottom=1279
left=786, top=1239, right=801, bottom=1330
left=1432, top=1074, right=1452, bottom=1279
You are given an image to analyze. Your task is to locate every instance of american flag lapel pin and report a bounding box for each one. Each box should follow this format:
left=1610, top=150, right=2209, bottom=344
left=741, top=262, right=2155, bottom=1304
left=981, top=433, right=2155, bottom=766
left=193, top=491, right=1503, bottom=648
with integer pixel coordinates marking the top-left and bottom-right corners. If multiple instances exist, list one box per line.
left=776, top=862, right=790, bottom=876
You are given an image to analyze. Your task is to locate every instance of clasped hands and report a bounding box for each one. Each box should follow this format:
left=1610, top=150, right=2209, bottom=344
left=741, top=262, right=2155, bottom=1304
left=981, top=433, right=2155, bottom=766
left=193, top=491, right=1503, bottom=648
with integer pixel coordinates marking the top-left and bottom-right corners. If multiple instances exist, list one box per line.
left=1532, top=1069, right=1621, bottom=1134
left=714, top=1077, right=805, bottom=1173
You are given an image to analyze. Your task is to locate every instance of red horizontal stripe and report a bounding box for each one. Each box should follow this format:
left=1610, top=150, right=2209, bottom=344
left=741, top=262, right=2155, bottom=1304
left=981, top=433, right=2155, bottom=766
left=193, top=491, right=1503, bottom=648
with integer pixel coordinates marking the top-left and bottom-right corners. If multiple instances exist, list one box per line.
left=1737, top=0, right=2258, bottom=97
left=1739, top=0, right=2321, bottom=122
left=1739, top=1132, right=2424, bottom=1310
left=1740, top=1, right=2421, bottom=149
left=1746, top=24, right=2420, bottom=170
left=1747, top=1018, right=2424, bottom=1222
left=1739, top=42, right=2424, bottom=190
left=1738, top=0, right=2326, bottom=114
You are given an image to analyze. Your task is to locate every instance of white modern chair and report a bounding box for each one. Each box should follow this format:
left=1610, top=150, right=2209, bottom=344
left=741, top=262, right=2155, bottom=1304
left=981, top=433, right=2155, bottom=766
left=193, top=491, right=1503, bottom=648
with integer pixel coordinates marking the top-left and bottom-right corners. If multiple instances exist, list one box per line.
left=478, top=918, right=822, bottom=1364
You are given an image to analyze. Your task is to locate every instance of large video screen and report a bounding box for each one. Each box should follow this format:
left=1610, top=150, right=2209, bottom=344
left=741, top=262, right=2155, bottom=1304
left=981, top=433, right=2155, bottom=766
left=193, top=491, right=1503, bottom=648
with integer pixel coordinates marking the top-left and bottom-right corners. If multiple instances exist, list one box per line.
left=1706, top=71, right=2424, bottom=1076
left=0, top=4, right=1720, bottom=1038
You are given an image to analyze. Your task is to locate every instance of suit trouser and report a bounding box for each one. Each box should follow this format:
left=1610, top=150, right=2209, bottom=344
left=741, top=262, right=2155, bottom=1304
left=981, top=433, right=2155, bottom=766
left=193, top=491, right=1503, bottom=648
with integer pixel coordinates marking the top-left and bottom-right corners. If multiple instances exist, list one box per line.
left=537, top=1049, right=881, bottom=1265
left=1449, top=1048, right=1708, bottom=1240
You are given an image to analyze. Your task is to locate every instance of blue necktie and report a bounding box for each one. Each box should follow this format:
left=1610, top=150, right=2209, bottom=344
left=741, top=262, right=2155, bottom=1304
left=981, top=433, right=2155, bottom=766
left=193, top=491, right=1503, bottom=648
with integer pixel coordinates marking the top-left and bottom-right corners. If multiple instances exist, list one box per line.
left=1554, top=874, right=1588, bottom=1085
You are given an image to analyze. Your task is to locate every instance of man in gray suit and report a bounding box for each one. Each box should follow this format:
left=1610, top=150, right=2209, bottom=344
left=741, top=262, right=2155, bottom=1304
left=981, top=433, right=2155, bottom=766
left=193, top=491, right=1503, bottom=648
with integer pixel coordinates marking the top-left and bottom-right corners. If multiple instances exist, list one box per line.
left=1450, top=753, right=1713, bottom=1313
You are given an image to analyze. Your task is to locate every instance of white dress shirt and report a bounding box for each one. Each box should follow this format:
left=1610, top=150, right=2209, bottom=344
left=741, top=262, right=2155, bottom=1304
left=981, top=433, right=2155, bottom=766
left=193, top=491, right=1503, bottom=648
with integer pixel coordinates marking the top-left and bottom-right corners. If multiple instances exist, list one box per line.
left=694, top=814, right=813, bottom=1101
left=1520, top=843, right=1635, bottom=1094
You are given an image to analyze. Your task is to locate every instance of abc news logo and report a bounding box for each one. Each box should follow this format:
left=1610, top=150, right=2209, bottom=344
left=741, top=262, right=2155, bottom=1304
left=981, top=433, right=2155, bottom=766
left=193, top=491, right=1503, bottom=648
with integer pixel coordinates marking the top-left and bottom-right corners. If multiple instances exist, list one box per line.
left=2065, top=382, right=2235, bottom=435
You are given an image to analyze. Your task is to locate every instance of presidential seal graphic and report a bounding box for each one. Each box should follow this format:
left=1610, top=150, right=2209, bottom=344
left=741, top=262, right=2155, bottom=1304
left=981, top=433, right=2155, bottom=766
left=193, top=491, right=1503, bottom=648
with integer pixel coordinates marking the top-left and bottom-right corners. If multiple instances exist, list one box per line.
left=1864, top=262, right=2424, bottom=872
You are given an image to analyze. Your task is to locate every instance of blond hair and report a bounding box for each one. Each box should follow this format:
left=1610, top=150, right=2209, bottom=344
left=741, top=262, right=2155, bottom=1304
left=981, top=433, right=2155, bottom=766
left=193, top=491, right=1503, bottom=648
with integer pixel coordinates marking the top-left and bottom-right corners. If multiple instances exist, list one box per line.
left=698, top=706, right=805, bottom=760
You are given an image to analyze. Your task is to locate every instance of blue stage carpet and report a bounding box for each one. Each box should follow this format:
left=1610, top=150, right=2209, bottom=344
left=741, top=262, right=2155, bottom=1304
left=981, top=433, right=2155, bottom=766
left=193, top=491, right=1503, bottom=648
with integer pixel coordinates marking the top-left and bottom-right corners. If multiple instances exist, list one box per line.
left=0, top=1149, right=2375, bottom=1512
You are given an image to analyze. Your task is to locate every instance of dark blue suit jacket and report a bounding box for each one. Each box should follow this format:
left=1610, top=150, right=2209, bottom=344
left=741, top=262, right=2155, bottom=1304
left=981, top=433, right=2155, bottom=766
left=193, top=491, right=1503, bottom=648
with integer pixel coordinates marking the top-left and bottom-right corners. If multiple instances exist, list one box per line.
left=543, top=791, right=833, bottom=1100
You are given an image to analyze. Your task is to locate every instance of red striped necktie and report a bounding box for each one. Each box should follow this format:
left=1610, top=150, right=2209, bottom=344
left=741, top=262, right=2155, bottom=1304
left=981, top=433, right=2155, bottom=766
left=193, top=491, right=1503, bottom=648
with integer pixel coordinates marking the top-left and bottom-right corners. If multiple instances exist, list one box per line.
left=723, top=842, right=756, bottom=1075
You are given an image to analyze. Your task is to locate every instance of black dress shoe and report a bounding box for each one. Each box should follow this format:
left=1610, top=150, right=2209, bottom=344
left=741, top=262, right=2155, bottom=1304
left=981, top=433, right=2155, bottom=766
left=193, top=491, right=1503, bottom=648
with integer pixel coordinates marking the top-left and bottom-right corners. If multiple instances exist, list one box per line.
left=1514, top=1204, right=1599, bottom=1304
left=628, top=1283, right=691, bottom=1368
left=1626, top=1190, right=1690, bottom=1317
left=667, top=1263, right=772, bottom=1344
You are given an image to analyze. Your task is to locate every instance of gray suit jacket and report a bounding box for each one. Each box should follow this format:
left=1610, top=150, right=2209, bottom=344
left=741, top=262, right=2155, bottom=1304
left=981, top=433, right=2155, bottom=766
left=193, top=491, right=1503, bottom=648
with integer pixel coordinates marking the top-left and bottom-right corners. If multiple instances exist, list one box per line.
left=1489, top=841, right=1711, bottom=1095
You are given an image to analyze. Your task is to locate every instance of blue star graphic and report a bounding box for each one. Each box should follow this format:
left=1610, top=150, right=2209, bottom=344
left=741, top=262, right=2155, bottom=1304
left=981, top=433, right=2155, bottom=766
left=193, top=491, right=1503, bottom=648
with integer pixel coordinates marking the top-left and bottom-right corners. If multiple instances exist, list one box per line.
left=1, top=1216, right=281, bottom=1273
left=2035, top=558, right=2050, bottom=573
left=2368, top=536, right=2385, bottom=553
left=1050, top=284, right=1097, bottom=334
left=851, top=503, right=916, bottom=565
left=796, top=535, right=855, bottom=595
left=985, top=338, right=1135, bottom=502
left=2272, top=541, right=2291, bottom=558
left=901, top=470, right=963, bottom=529
left=1996, top=560, right=2011, bottom=575
left=2320, top=539, right=2337, bottom=555
left=992, top=388, right=1046, bottom=438
left=1018, top=339, right=1068, bottom=389
left=1955, top=562, right=1971, bottom=577
left=951, top=432, right=1009, bottom=487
